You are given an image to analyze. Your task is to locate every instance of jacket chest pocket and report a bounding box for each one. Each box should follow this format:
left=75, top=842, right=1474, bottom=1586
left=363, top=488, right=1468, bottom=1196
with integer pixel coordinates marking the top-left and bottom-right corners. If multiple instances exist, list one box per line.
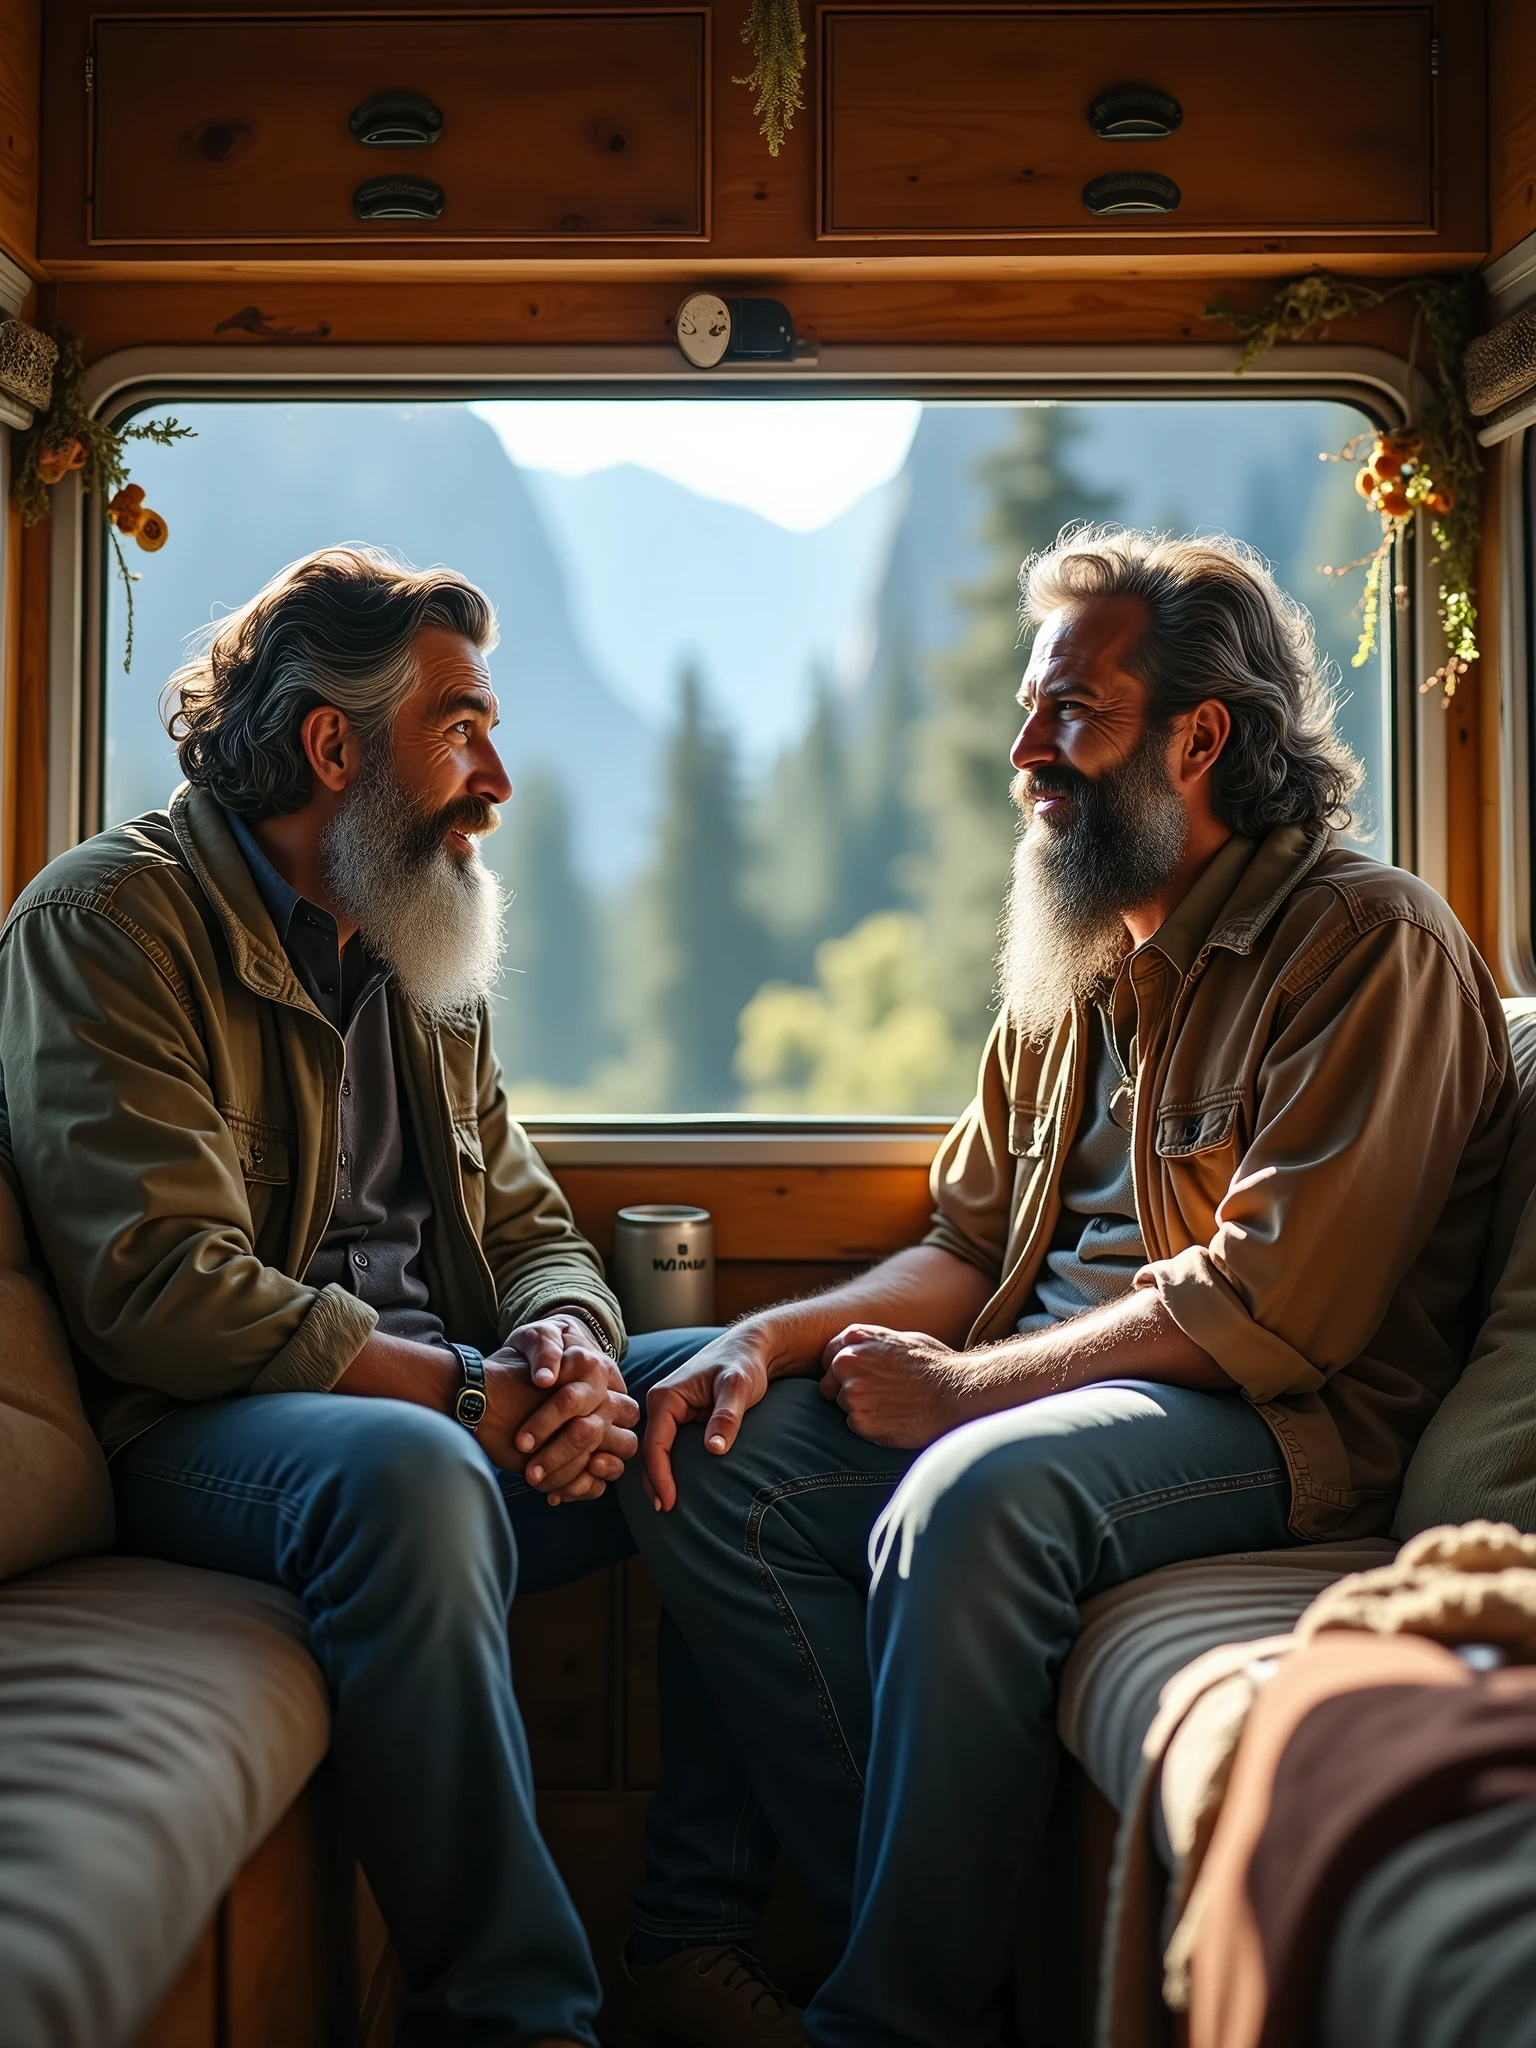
left=1154, top=1098, right=1244, bottom=1227
left=225, top=1116, right=294, bottom=1253
left=1007, top=1104, right=1052, bottom=1159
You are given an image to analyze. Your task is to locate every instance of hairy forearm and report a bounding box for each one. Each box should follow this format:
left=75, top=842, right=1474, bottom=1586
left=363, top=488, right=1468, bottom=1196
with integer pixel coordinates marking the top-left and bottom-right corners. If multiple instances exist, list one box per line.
left=948, top=1288, right=1232, bottom=1422
left=754, top=1245, right=997, bottom=1380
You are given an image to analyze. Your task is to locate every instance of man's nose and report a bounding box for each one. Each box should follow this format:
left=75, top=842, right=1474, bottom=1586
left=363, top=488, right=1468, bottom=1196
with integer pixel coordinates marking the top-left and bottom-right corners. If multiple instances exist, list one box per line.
left=1011, top=709, right=1053, bottom=772
left=469, top=738, right=513, bottom=806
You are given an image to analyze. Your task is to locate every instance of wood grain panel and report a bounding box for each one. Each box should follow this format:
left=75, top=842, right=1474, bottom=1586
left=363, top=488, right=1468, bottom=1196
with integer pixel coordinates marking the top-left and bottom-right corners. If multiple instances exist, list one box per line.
left=554, top=1163, right=935, bottom=1263
left=1490, top=0, right=1536, bottom=258
left=92, top=13, right=706, bottom=246
left=509, top=1566, right=618, bottom=1788
left=225, top=1781, right=350, bottom=2048
left=716, top=1257, right=869, bottom=1320
left=0, top=0, right=38, bottom=272
left=40, top=0, right=1488, bottom=275
left=46, top=268, right=1426, bottom=357
left=130, top=1919, right=218, bottom=2048
left=822, top=7, right=1432, bottom=239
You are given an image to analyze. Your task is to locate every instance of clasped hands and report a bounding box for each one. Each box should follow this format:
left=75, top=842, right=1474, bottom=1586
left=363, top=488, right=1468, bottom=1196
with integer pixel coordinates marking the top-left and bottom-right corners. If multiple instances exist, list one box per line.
left=481, top=1311, right=638, bottom=1505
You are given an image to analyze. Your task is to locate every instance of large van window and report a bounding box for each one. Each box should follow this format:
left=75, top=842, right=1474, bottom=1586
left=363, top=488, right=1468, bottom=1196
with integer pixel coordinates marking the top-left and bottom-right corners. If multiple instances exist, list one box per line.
left=104, top=395, right=1388, bottom=1114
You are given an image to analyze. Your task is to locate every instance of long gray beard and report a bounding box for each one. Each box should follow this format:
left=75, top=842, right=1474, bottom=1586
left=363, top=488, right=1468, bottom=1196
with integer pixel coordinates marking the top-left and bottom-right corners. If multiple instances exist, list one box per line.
left=321, top=761, right=505, bottom=1025
left=997, top=732, right=1188, bottom=1046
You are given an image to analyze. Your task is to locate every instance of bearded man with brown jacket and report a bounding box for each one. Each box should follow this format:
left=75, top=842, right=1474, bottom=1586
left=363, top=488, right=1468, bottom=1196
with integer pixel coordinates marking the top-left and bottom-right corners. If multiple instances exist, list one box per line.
left=621, top=529, right=1516, bottom=2048
left=0, top=548, right=804, bottom=2048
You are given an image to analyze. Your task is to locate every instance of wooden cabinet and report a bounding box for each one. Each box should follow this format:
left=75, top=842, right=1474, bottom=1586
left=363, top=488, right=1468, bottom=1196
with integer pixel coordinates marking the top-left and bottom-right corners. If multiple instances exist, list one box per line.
left=820, top=6, right=1442, bottom=240
left=85, top=11, right=707, bottom=247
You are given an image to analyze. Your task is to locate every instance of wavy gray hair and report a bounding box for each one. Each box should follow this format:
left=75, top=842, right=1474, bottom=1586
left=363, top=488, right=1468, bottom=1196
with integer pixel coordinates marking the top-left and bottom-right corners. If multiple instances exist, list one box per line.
left=166, top=545, right=498, bottom=818
left=1020, top=525, right=1361, bottom=838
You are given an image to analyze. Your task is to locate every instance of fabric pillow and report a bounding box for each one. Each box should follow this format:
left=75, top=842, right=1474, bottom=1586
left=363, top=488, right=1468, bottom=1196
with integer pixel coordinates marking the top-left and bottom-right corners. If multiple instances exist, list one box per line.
left=0, top=1169, right=114, bottom=1581
left=1394, top=999, right=1536, bottom=1536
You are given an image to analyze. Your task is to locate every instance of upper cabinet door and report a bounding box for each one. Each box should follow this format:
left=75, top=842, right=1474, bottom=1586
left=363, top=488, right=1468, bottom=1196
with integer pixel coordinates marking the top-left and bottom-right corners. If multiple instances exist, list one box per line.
left=820, top=6, right=1436, bottom=238
left=89, top=12, right=707, bottom=245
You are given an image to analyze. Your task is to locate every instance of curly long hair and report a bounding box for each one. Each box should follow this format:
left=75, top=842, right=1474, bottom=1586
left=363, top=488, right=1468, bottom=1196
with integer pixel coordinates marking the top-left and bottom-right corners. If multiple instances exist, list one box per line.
left=165, top=545, right=498, bottom=817
left=1020, top=525, right=1362, bottom=838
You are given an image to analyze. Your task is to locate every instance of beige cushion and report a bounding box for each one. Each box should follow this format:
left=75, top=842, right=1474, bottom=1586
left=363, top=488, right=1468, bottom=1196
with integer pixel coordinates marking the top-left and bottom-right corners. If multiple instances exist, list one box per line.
left=0, top=1555, right=327, bottom=2048
left=1395, top=998, right=1536, bottom=1537
left=0, top=1174, right=113, bottom=1582
left=1057, top=1539, right=1398, bottom=1814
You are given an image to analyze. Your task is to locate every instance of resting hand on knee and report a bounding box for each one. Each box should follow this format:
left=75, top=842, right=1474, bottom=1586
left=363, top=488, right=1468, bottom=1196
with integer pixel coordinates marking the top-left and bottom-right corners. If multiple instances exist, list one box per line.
left=819, top=1325, right=973, bottom=1448
left=641, top=1324, right=778, bottom=1512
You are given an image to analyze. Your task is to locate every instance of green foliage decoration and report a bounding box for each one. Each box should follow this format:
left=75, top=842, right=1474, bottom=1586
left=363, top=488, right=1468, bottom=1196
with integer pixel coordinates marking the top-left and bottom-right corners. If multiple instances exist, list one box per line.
left=735, top=0, right=806, bottom=156
left=9, top=326, right=194, bottom=673
left=1207, top=272, right=1482, bottom=704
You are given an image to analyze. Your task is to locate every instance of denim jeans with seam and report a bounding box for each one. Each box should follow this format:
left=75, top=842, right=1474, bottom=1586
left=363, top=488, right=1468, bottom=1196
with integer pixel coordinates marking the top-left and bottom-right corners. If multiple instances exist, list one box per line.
left=111, top=1325, right=730, bottom=2048
left=620, top=1373, right=1295, bottom=2048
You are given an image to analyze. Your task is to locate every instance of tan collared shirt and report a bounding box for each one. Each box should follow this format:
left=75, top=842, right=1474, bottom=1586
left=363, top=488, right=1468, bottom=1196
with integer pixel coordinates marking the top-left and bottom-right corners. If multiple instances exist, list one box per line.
left=924, top=826, right=1515, bottom=1540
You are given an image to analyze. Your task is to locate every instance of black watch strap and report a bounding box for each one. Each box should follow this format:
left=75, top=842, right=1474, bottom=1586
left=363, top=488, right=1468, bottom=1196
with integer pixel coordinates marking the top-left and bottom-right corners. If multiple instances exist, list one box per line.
left=449, top=1342, right=487, bottom=1432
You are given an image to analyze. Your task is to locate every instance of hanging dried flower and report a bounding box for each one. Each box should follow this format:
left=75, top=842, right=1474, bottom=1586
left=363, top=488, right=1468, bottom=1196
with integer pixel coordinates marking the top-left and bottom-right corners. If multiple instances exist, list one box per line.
left=735, top=0, right=806, bottom=157
left=1207, top=273, right=1481, bottom=705
left=10, top=326, right=194, bottom=672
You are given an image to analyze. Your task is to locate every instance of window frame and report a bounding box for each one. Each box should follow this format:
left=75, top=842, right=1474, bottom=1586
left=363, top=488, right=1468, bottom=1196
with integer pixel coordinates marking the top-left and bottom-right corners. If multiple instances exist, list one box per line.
left=1485, top=414, right=1536, bottom=994
left=55, top=340, right=1435, bottom=1158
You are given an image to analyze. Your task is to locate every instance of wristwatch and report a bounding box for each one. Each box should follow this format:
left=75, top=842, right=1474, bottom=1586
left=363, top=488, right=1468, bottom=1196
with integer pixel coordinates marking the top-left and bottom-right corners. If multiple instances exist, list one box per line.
left=448, top=1342, right=488, bottom=1432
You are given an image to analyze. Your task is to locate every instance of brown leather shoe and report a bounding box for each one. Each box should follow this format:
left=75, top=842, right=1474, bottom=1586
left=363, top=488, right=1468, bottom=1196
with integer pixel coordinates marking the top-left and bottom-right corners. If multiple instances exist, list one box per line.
left=610, top=1942, right=806, bottom=2046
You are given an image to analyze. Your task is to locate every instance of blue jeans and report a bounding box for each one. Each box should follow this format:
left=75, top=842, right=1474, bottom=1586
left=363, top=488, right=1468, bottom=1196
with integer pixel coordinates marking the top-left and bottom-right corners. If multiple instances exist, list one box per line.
left=112, top=1327, right=729, bottom=2048
left=621, top=1375, right=1295, bottom=2048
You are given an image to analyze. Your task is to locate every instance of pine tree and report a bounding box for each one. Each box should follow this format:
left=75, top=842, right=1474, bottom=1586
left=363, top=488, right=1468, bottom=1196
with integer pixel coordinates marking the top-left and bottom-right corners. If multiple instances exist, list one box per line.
left=843, top=641, right=922, bottom=927
left=643, top=664, right=764, bottom=1109
left=498, top=769, right=601, bottom=1087
left=746, top=664, right=850, bottom=982
left=914, top=408, right=1118, bottom=1046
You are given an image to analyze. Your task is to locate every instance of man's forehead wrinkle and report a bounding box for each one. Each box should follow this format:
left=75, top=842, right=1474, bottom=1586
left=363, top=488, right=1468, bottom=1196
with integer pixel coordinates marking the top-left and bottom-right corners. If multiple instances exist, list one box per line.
left=433, top=683, right=499, bottom=721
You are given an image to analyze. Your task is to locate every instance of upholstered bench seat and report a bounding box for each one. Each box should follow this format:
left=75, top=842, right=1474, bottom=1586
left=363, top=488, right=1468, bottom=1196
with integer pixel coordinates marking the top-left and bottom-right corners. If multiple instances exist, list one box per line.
left=1056, top=1538, right=1400, bottom=1818
left=0, top=1555, right=328, bottom=2048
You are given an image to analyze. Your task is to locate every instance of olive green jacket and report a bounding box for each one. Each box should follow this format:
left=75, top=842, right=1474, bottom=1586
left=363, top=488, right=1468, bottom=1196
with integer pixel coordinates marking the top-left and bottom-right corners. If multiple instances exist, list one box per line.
left=0, top=785, right=624, bottom=1454
left=924, top=827, right=1516, bottom=1541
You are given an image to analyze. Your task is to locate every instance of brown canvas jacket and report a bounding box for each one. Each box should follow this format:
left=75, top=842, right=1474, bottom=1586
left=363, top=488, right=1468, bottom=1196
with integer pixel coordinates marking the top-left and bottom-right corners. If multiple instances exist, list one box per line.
left=0, top=785, right=624, bottom=1454
left=924, top=826, right=1515, bottom=1539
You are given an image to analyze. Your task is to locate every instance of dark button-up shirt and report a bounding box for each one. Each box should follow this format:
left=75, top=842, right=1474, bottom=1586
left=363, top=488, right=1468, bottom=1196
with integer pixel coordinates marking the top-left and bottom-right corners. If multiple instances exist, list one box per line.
left=224, top=811, right=445, bottom=1347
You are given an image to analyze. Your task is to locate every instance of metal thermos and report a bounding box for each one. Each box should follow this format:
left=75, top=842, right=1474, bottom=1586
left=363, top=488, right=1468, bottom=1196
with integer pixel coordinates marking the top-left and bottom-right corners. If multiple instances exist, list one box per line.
left=612, top=1205, right=715, bottom=1334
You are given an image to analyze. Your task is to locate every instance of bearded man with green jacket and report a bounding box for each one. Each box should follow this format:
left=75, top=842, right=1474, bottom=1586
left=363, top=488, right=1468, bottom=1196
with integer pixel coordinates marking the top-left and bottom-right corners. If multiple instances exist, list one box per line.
left=0, top=547, right=801, bottom=2048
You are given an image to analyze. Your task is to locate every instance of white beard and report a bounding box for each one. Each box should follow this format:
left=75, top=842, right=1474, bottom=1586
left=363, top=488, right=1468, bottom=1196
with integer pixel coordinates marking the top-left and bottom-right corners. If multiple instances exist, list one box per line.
left=322, top=759, right=506, bottom=1025
left=997, top=826, right=1132, bottom=1046
left=996, top=731, right=1188, bottom=1045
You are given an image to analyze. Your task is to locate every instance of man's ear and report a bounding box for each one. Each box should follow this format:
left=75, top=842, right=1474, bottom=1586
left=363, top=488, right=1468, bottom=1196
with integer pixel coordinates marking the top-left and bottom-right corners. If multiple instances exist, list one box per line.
left=298, top=705, right=360, bottom=798
left=1174, top=698, right=1232, bottom=790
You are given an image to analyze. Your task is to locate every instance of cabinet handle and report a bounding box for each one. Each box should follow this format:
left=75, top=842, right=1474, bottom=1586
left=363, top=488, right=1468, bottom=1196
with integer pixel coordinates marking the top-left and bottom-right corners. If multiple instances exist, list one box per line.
left=1082, top=171, right=1181, bottom=216
left=1087, top=85, right=1183, bottom=141
left=353, top=175, right=446, bottom=222
left=349, top=90, right=445, bottom=148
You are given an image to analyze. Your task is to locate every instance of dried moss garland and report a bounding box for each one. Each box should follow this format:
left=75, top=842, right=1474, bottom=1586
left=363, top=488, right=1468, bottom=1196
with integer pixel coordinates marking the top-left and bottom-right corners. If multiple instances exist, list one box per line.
left=735, top=0, right=806, bottom=157
left=1207, top=272, right=1482, bottom=704
left=10, top=326, right=194, bottom=672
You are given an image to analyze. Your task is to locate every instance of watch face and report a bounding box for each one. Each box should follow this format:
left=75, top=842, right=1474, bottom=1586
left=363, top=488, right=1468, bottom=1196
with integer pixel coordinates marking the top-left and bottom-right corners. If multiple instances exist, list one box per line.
left=455, top=1387, right=487, bottom=1428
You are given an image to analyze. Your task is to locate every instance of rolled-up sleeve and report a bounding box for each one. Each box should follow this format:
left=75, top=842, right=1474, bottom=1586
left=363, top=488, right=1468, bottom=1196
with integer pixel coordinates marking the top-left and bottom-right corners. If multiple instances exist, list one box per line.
left=1137, top=918, right=1502, bottom=1402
